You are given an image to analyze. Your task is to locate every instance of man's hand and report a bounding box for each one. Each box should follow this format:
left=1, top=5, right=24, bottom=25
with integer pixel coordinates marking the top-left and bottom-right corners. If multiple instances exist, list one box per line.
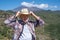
left=15, top=11, right=20, bottom=17
left=30, top=11, right=40, bottom=20
left=30, top=11, right=34, bottom=16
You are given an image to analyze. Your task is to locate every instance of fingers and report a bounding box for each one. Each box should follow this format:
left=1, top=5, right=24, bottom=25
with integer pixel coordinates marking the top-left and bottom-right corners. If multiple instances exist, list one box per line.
left=16, top=11, right=20, bottom=17
left=30, top=11, right=33, bottom=14
left=30, top=11, right=34, bottom=15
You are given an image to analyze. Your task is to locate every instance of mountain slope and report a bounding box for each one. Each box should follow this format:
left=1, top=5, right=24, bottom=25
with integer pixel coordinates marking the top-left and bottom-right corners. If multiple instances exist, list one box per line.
left=0, top=9, right=60, bottom=40
left=13, top=6, right=43, bottom=12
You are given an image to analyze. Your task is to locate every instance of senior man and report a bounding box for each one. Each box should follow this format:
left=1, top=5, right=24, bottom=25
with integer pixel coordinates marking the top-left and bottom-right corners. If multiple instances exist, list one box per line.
left=4, top=8, right=45, bottom=40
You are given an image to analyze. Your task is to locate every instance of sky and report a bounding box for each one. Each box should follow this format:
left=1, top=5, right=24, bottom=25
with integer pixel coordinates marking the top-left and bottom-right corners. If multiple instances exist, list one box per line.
left=0, top=0, right=60, bottom=10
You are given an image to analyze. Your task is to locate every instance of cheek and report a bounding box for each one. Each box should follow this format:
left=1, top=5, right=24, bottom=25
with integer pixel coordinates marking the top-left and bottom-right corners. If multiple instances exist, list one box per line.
left=23, top=17, right=28, bottom=20
left=20, top=16, right=28, bottom=20
left=25, top=16, right=28, bottom=18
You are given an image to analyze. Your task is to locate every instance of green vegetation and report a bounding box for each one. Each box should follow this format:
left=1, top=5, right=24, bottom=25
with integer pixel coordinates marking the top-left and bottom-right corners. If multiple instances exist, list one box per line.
left=0, top=10, right=60, bottom=40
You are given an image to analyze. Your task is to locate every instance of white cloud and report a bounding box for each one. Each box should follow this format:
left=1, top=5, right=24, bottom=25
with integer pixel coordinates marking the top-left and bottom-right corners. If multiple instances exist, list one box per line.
left=54, top=6, right=57, bottom=8
left=21, top=2, right=48, bottom=9
left=21, top=2, right=57, bottom=9
left=21, top=2, right=34, bottom=7
left=35, top=4, right=48, bottom=8
left=50, top=6, right=57, bottom=8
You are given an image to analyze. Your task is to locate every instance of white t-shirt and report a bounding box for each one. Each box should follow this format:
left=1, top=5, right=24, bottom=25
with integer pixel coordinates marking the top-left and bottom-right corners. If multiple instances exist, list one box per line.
left=19, top=24, right=32, bottom=40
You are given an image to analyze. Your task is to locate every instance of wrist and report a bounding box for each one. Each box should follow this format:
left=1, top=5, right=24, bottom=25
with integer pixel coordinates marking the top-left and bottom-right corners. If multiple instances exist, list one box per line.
left=14, top=15, right=17, bottom=19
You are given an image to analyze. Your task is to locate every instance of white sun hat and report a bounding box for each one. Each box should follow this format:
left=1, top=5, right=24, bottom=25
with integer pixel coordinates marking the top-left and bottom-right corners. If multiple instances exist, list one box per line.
left=20, top=8, right=30, bottom=15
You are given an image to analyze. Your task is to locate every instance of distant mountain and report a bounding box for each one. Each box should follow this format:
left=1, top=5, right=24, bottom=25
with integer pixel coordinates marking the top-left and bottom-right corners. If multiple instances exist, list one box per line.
left=13, top=6, right=43, bottom=12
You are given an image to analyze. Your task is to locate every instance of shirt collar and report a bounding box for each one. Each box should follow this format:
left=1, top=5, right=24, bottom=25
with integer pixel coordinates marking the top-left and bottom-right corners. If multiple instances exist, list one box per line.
left=18, top=18, right=29, bottom=25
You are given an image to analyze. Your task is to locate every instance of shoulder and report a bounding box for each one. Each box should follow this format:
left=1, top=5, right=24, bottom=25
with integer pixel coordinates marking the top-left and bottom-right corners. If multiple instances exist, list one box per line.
left=18, top=20, right=23, bottom=23
left=28, top=20, right=35, bottom=23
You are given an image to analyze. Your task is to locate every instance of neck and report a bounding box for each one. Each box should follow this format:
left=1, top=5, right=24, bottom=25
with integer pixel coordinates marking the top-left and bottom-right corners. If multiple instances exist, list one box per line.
left=22, top=18, right=29, bottom=23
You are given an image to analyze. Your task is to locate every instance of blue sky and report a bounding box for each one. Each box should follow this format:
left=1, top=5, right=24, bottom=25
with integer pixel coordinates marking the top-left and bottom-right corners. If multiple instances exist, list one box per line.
left=0, top=0, right=60, bottom=10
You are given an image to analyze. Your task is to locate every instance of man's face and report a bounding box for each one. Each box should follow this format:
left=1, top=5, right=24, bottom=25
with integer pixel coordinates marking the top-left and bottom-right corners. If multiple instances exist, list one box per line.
left=20, top=14, right=29, bottom=21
